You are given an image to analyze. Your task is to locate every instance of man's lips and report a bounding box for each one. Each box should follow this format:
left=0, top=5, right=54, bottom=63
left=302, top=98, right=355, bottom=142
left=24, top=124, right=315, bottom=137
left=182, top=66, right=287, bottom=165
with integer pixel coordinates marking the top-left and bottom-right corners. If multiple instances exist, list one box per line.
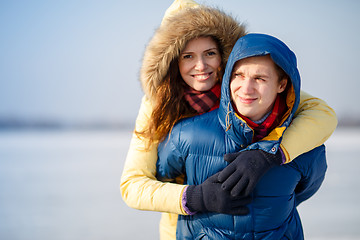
left=239, top=96, right=257, bottom=104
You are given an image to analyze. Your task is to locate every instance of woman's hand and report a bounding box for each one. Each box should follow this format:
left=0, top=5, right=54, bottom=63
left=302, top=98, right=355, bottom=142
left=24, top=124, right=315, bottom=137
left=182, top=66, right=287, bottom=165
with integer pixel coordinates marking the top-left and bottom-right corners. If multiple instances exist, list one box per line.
left=218, top=149, right=282, bottom=197
left=185, top=172, right=251, bottom=215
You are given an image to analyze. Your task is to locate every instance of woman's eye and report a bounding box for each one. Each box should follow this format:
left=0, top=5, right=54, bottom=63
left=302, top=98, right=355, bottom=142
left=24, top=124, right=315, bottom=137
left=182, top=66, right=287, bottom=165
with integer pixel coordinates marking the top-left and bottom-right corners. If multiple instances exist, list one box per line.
left=207, top=51, right=217, bottom=56
left=182, top=54, right=192, bottom=59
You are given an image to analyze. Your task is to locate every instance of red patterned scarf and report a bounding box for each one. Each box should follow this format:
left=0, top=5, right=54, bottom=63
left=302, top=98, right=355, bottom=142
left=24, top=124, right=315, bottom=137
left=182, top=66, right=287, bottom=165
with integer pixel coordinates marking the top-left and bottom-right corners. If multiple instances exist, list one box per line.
left=240, top=94, right=288, bottom=143
left=183, top=83, right=221, bottom=114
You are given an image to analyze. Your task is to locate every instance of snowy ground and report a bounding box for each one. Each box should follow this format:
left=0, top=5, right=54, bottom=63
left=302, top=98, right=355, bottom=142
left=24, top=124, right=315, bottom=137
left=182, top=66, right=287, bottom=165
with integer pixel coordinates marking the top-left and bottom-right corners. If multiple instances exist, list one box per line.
left=0, top=127, right=359, bottom=239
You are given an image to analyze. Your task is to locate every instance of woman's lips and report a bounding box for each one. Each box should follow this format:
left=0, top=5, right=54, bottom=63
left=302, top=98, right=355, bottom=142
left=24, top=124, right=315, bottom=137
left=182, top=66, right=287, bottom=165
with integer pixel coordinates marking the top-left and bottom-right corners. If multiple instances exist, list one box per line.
left=192, top=72, right=212, bottom=81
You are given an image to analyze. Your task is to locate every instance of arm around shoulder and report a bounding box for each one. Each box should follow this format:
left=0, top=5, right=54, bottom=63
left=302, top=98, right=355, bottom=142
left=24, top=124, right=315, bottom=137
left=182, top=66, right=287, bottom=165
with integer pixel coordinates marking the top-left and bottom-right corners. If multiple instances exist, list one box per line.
left=280, top=91, right=337, bottom=163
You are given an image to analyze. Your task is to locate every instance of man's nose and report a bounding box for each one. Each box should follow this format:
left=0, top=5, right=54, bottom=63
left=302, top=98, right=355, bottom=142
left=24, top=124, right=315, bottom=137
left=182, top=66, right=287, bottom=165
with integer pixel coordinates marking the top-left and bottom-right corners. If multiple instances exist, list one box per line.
left=241, top=78, right=255, bottom=94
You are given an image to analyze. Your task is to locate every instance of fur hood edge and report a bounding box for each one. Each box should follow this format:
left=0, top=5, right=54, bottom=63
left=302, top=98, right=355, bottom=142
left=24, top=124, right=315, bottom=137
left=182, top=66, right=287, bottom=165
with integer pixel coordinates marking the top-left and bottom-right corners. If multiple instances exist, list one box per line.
left=140, top=6, right=247, bottom=101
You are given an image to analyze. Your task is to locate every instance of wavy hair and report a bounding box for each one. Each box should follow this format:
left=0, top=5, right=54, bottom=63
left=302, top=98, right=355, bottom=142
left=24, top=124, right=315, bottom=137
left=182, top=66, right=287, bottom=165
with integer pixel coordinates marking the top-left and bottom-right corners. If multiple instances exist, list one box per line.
left=137, top=36, right=224, bottom=149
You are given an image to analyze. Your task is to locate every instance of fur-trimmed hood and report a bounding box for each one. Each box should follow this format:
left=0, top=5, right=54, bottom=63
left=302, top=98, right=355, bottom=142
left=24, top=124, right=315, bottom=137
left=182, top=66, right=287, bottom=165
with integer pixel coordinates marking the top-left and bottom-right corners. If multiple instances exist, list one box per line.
left=140, top=5, right=246, bottom=102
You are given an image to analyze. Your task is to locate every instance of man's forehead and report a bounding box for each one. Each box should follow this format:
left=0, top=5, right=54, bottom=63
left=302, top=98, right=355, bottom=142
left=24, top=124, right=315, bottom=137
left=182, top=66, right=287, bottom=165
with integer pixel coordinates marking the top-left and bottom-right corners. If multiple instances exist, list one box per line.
left=232, top=55, right=276, bottom=71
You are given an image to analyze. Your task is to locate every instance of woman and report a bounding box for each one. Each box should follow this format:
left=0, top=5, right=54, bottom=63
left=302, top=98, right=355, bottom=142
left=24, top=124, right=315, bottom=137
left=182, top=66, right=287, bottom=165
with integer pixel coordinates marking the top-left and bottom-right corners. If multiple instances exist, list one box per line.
left=156, top=33, right=328, bottom=239
left=120, top=1, right=337, bottom=239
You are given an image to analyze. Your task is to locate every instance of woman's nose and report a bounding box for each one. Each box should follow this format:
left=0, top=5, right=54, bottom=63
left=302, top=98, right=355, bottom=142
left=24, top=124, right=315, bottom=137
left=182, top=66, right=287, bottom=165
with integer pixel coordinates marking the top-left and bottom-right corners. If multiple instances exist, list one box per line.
left=194, top=57, right=207, bottom=71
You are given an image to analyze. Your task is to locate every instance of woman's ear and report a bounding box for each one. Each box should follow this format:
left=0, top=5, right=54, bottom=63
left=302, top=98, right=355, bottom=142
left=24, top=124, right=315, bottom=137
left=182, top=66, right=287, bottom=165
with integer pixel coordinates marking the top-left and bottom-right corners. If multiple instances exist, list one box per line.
left=278, top=78, right=288, bottom=93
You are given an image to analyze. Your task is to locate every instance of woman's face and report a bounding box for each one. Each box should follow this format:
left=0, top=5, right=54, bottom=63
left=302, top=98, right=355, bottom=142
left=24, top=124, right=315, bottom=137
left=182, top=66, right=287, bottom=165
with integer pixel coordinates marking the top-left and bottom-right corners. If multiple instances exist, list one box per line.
left=179, top=37, right=221, bottom=92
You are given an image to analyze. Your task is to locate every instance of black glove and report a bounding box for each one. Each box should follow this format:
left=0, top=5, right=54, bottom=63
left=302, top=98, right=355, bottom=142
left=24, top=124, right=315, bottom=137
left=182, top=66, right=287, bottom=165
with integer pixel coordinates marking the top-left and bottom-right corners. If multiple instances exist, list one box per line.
left=185, top=172, right=251, bottom=215
left=218, top=149, right=282, bottom=197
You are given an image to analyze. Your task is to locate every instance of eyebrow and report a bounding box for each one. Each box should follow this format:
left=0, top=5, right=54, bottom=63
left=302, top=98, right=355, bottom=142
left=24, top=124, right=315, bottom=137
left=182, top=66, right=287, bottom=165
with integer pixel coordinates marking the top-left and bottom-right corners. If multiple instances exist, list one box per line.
left=205, top=47, right=218, bottom=51
left=181, top=47, right=218, bottom=54
left=232, top=70, right=270, bottom=79
left=253, top=73, right=270, bottom=79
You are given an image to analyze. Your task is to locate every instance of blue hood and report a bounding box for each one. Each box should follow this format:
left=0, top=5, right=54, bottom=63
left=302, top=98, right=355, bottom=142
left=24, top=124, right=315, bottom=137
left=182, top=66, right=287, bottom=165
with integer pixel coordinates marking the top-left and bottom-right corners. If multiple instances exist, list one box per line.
left=218, top=33, right=301, bottom=151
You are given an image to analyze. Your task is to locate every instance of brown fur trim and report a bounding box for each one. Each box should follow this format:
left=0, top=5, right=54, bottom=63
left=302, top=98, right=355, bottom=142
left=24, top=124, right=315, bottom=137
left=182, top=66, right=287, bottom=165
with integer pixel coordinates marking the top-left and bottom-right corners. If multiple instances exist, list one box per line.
left=140, top=6, right=247, bottom=101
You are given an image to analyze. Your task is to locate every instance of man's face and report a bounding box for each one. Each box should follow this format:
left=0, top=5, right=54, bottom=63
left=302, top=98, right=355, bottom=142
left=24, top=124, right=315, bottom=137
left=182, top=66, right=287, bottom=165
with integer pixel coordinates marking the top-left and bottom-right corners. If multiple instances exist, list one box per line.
left=230, top=55, right=287, bottom=121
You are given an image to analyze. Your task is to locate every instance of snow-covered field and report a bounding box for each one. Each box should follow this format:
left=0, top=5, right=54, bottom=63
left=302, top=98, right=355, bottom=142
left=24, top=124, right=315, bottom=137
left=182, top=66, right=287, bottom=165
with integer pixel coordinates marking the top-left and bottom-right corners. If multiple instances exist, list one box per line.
left=0, top=128, right=359, bottom=239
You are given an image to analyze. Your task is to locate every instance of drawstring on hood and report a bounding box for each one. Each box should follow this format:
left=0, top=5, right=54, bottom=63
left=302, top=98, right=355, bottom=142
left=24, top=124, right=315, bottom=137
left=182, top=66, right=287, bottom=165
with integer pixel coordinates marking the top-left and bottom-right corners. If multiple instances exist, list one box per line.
left=225, top=102, right=232, bottom=131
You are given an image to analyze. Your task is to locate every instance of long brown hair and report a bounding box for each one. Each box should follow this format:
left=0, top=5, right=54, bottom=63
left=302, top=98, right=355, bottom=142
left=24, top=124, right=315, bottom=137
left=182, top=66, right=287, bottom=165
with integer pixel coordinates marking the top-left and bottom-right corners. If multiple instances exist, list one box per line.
left=137, top=36, right=224, bottom=149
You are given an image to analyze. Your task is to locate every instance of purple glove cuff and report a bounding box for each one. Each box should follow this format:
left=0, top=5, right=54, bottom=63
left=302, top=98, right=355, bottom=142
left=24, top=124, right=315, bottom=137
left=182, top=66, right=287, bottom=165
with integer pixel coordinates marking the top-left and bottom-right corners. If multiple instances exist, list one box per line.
left=279, top=147, right=286, bottom=164
left=182, top=186, right=197, bottom=215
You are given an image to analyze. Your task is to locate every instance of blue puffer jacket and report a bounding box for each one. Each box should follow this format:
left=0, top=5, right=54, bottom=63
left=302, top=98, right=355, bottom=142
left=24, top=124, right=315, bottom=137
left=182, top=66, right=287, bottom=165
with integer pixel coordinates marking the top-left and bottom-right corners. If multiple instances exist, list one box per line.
left=157, top=34, right=327, bottom=240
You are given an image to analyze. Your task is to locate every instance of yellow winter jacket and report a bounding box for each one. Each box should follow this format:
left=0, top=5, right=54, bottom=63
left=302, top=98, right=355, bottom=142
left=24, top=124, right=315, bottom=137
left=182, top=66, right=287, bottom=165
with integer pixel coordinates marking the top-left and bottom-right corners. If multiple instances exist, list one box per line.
left=120, top=91, right=337, bottom=240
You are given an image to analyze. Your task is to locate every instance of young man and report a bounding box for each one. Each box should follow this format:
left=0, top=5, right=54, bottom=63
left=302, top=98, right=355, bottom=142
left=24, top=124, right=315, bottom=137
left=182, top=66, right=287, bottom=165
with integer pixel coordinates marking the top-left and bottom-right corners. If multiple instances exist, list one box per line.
left=157, top=33, right=328, bottom=239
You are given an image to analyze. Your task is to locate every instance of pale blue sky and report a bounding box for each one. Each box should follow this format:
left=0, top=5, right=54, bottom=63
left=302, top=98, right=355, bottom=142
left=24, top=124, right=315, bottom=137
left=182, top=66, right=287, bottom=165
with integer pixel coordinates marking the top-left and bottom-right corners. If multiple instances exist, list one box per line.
left=1, top=0, right=359, bottom=124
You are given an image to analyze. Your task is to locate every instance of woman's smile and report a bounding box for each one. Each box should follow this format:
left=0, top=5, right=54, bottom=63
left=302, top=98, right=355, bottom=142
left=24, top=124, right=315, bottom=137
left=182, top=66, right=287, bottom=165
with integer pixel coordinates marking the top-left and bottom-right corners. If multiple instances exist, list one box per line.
left=192, top=72, right=213, bottom=81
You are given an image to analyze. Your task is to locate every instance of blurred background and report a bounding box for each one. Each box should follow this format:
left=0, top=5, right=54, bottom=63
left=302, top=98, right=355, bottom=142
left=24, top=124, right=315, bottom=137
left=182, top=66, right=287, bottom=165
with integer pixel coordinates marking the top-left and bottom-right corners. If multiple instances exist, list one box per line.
left=0, top=0, right=359, bottom=239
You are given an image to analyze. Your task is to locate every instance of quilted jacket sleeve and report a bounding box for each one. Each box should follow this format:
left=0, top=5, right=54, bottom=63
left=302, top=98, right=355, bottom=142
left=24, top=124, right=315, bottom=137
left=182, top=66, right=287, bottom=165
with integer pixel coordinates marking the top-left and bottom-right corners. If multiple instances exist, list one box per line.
left=280, top=91, right=337, bottom=163
left=157, top=128, right=185, bottom=181
left=120, top=96, right=187, bottom=215
left=294, top=145, right=327, bottom=206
